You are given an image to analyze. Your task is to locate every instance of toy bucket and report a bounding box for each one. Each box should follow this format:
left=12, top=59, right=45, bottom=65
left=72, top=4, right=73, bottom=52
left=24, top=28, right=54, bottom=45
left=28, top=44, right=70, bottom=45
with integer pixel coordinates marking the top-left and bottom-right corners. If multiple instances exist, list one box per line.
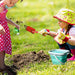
left=48, top=49, right=70, bottom=65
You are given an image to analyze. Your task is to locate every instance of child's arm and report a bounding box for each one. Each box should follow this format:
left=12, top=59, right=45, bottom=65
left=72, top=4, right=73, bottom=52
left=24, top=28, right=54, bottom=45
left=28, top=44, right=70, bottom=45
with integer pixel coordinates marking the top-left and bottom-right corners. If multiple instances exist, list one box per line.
left=47, top=31, right=57, bottom=37
left=0, top=24, right=5, bottom=35
left=6, top=18, right=20, bottom=30
left=67, top=36, right=75, bottom=45
left=54, top=32, right=75, bottom=45
left=39, top=29, right=57, bottom=37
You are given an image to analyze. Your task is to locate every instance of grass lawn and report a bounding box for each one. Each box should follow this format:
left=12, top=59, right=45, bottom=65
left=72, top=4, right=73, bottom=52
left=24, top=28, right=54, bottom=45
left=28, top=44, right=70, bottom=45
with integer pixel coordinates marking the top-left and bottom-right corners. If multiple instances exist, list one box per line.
left=5, top=0, right=75, bottom=75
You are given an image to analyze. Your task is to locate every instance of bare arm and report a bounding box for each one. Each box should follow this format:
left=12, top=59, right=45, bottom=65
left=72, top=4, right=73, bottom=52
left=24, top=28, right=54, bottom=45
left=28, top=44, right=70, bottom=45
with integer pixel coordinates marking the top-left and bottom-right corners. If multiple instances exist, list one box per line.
left=0, top=24, right=5, bottom=35
left=67, top=36, right=75, bottom=45
left=48, top=31, right=57, bottom=37
left=6, top=18, right=20, bottom=30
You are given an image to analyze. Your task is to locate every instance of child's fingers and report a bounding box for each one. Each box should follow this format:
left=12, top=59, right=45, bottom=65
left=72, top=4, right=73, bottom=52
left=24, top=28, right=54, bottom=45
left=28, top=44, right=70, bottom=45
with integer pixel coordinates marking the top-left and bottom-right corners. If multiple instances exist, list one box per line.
left=15, top=25, right=20, bottom=30
left=43, top=33, right=46, bottom=36
left=0, top=25, right=5, bottom=35
left=0, top=29, right=5, bottom=35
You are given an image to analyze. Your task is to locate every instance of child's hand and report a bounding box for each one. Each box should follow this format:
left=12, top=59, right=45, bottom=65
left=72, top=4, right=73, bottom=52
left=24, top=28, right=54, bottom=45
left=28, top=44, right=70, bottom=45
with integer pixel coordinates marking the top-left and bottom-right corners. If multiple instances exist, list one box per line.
left=58, top=32, right=70, bottom=42
left=54, top=32, right=70, bottom=44
left=0, top=25, right=5, bottom=35
left=15, top=25, right=20, bottom=30
left=38, top=29, right=50, bottom=36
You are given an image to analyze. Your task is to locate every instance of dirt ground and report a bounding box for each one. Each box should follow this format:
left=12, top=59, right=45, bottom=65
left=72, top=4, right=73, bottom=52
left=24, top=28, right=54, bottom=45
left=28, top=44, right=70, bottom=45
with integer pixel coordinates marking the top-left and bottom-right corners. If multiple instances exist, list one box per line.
left=10, top=50, right=50, bottom=70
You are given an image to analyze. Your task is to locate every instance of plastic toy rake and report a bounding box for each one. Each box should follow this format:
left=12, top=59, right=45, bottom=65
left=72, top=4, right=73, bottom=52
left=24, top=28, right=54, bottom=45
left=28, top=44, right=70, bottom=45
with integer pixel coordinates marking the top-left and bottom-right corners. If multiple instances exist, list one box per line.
left=24, top=25, right=38, bottom=34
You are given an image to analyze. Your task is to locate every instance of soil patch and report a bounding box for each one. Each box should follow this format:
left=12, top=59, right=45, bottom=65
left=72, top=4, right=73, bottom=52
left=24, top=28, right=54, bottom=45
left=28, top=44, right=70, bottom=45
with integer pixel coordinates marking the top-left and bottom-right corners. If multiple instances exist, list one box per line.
left=10, top=50, right=50, bottom=70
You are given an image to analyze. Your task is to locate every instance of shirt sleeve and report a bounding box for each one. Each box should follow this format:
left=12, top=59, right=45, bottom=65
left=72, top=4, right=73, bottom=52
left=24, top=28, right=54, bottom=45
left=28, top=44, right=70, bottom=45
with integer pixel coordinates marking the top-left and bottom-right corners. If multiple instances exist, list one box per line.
left=57, top=28, right=62, bottom=33
left=69, top=27, right=75, bottom=36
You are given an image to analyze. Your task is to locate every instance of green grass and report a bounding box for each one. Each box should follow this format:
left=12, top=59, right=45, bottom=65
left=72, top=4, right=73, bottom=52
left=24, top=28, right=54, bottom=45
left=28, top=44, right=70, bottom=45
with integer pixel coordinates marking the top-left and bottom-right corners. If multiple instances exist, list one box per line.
left=5, top=0, right=75, bottom=75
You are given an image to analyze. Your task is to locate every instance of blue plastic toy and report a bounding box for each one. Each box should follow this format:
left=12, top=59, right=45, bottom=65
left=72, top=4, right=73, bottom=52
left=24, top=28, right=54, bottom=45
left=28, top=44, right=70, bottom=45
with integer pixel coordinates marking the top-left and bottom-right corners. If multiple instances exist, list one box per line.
left=48, top=49, right=70, bottom=65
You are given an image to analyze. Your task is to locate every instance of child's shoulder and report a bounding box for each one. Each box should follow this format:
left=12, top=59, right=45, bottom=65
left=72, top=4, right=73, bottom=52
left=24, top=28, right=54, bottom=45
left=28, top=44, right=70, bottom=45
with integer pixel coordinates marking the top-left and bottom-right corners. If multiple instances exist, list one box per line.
left=58, top=28, right=63, bottom=31
left=70, top=26, right=75, bottom=30
left=57, top=28, right=63, bottom=33
left=69, top=26, right=75, bottom=36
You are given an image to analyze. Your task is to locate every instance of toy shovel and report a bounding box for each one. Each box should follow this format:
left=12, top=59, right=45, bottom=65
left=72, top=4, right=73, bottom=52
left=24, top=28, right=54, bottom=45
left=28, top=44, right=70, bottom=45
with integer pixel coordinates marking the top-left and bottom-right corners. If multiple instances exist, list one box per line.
left=24, top=25, right=38, bottom=34
left=24, top=25, right=50, bottom=35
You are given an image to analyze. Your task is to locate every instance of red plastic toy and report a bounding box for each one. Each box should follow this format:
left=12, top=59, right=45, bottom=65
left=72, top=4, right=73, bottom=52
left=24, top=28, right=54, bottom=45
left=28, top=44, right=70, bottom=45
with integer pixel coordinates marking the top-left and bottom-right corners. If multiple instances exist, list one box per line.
left=24, top=25, right=38, bottom=34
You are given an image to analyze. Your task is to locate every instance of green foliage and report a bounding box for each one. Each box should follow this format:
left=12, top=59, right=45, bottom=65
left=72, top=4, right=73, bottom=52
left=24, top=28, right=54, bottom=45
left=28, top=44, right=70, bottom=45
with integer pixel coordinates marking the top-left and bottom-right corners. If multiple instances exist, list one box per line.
left=5, top=0, right=75, bottom=75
